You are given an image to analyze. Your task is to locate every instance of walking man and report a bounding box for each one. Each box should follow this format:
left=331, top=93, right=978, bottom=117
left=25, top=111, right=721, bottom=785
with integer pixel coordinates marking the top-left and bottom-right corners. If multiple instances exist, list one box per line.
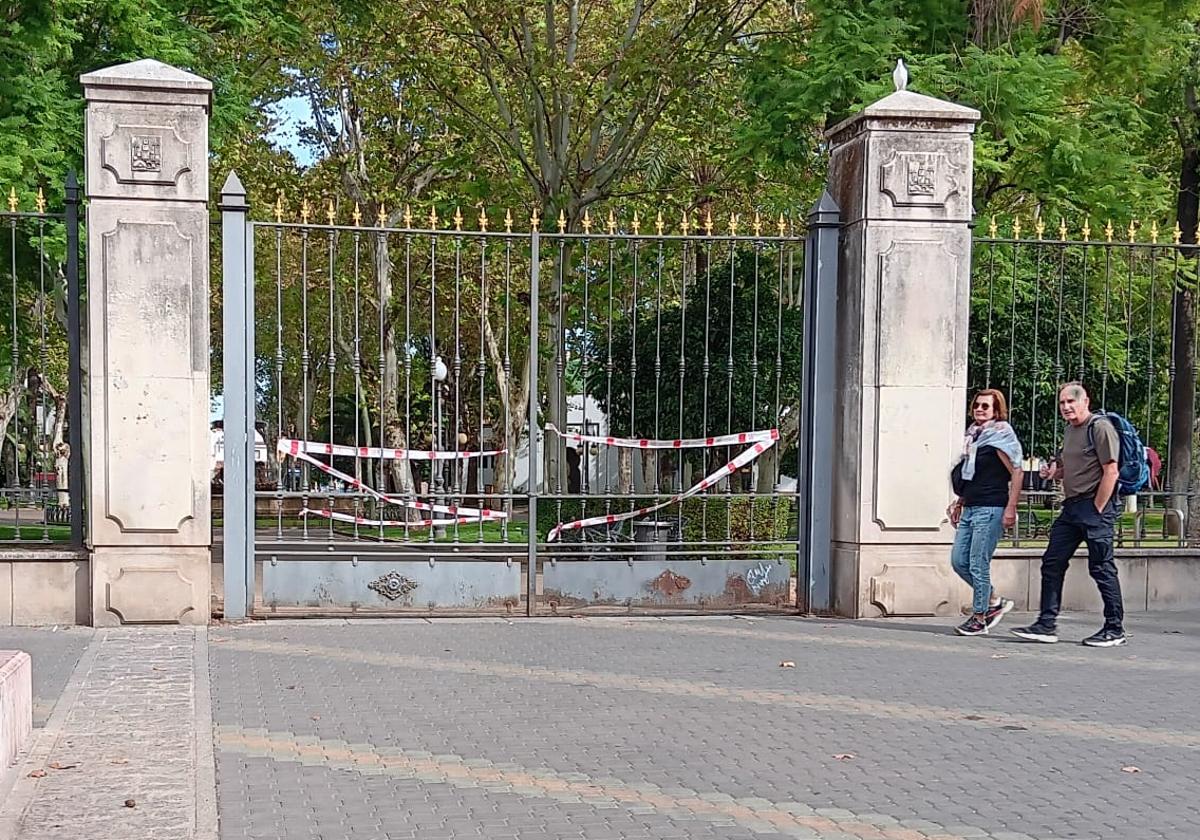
left=1012, top=382, right=1128, bottom=647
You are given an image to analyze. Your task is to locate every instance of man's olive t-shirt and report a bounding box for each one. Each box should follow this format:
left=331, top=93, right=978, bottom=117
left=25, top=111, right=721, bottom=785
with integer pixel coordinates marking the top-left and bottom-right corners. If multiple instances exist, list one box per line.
left=1061, top=416, right=1119, bottom=499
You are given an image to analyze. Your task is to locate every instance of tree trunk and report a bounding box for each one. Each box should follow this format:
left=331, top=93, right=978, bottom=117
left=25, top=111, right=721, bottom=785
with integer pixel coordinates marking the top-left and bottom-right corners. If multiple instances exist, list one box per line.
left=1169, top=143, right=1200, bottom=534
left=376, top=236, right=417, bottom=505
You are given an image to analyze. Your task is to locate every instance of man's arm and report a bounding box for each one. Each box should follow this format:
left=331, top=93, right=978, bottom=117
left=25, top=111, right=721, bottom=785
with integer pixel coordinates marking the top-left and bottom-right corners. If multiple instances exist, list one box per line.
left=1095, top=461, right=1119, bottom=512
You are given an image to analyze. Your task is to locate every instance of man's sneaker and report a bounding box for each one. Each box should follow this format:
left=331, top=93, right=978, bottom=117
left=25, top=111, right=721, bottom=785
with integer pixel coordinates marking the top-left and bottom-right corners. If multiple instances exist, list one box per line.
left=1010, top=623, right=1059, bottom=643
left=955, top=615, right=988, bottom=636
left=983, top=598, right=1015, bottom=629
left=1082, top=628, right=1128, bottom=648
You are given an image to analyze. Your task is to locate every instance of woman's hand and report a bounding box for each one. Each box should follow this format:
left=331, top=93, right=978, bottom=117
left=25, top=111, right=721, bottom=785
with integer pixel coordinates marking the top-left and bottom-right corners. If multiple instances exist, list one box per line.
left=946, top=500, right=962, bottom=527
left=1003, top=505, right=1017, bottom=529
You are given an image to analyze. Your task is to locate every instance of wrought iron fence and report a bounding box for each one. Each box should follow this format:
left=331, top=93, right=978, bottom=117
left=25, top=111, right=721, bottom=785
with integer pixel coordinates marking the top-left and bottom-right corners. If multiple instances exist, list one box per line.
left=971, top=218, right=1198, bottom=548
left=220, top=192, right=816, bottom=615
left=0, top=177, right=84, bottom=546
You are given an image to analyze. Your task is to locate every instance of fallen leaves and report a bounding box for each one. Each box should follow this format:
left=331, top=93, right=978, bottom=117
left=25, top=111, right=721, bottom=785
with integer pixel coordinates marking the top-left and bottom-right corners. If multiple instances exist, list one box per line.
left=779, top=661, right=796, bottom=668
left=28, top=769, right=46, bottom=778
left=990, top=654, right=1008, bottom=659
left=1122, top=766, right=1142, bottom=774
left=832, top=753, right=855, bottom=760
left=47, top=762, right=78, bottom=770
left=124, top=799, right=137, bottom=808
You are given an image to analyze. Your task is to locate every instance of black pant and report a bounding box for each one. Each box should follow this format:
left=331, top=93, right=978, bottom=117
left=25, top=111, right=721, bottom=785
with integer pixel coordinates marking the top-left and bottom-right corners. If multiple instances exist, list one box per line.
left=1037, top=496, right=1125, bottom=631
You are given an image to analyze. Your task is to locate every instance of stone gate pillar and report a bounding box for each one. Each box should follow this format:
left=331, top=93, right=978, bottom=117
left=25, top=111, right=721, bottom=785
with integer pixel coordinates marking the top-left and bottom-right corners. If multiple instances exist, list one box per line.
left=81, top=60, right=212, bottom=625
left=823, top=71, right=980, bottom=617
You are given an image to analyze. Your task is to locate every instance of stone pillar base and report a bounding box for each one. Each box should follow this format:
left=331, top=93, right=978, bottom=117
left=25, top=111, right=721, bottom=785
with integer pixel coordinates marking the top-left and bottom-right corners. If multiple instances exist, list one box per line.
left=92, top=547, right=210, bottom=626
left=0, top=651, right=32, bottom=767
left=832, top=542, right=1023, bottom=618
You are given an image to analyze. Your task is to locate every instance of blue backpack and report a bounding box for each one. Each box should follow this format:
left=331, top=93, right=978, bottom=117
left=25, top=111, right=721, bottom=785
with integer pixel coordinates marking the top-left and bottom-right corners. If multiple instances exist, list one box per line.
left=1087, top=411, right=1150, bottom=496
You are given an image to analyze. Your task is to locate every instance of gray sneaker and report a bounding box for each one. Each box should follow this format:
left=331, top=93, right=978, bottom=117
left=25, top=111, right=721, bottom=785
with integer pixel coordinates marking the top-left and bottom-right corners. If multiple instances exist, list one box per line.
left=1010, top=623, right=1059, bottom=644
left=1082, top=628, right=1128, bottom=647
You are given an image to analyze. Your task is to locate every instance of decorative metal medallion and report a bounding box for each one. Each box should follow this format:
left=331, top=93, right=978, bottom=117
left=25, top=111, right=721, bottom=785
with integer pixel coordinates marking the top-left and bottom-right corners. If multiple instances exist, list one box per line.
left=368, top=571, right=418, bottom=601
left=131, top=134, right=162, bottom=172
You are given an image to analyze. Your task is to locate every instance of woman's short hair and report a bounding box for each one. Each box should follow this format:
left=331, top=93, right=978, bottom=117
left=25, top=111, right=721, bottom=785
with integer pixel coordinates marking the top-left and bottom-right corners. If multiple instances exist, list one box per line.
left=972, top=388, right=1008, bottom=421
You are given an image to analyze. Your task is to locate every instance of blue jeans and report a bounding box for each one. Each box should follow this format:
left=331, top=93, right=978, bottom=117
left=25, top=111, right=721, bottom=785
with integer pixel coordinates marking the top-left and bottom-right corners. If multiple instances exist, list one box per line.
left=950, top=506, right=1005, bottom=615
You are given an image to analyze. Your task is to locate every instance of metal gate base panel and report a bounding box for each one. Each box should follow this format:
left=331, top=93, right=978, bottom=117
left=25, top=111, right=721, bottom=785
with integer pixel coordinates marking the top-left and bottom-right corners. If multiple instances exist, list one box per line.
left=259, top=556, right=521, bottom=614
left=542, top=557, right=793, bottom=614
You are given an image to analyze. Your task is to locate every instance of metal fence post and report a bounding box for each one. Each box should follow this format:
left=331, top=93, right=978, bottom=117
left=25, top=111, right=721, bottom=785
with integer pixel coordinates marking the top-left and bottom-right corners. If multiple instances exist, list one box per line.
left=220, top=172, right=252, bottom=620
left=800, top=191, right=840, bottom=613
left=527, top=229, right=540, bottom=616
left=64, top=171, right=85, bottom=547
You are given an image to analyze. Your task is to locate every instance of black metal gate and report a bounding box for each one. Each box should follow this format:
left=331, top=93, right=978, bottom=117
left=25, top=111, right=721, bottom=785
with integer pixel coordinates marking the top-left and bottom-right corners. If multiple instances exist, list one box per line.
left=217, top=177, right=838, bottom=618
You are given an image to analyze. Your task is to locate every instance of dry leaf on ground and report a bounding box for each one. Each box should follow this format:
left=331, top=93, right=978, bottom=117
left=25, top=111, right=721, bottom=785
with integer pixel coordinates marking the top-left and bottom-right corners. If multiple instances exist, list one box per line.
left=1122, top=766, right=1142, bottom=773
left=991, top=654, right=1008, bottom=659
left=124, top=799, right=137, bottom=808
left=28, top=769, right=46, bottom=778
left=832, top=753, right=855, bottom=760
left=48, top=762, right=78, bottom=770
left=779, top=661, right=796, bottom=668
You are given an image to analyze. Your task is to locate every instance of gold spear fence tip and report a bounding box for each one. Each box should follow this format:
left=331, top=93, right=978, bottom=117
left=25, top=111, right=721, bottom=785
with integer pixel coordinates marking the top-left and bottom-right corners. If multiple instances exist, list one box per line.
left=753, top=211, right=763, bottom=237
left=352, top=203, right=362, bottom=226
left=1013, top=218, right=1022, bottom=240
left=1058, top=218, right=1067, bottom=241
left=1128, top=220, right=1137, bottom=242
left=607, top=209, right=616, bottom=236
left=300, top=198, right=311, bottom=225
left=326, top=199, right=336, bottom=226
left=378, top=202, right=388, bottom=229
left=428, top=206, right=439, bottom=230
left=632, top=211, right=641, bottom=235
left=7, top=187, right=16, bottom=213
left=478, top=206, right=488, bottom=233
left=1174, top=221, right=1183, bottom=245
left=655, top=210, right=664, bottom=236
left=728, top=213, right=739, bottom=236
left=1036, top=218, right=1045, bottom=240
left=681, top=211, right=691, bottom=236
left=35, top=187, right=46, bottom=214
left=704, top=209, right=714, bottom=236
left=777, top=213, right=786, bottom=237
left=988, top=215, right=998, bottom=238
left=505, top=209, right=513, bottom=233
left=1151, top=220, right=1160, bottom=244
left=402, top=204, right=412, bottom=228
left=1105, top=220, right=1114, bottom=243
left=1081, top=219, right=1090, bottom=242
left=557, top=209, right=567, bottom=234
left=453, top=206, right=463, bottom=232
left=582, top=209, right=592, bottom=234
left=531, top=208, right=541, bottom=230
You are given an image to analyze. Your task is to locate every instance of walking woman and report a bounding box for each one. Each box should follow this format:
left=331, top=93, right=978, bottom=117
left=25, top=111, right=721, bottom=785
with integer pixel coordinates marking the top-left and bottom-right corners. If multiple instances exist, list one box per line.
left=947, top=389, right=1024, bottom=636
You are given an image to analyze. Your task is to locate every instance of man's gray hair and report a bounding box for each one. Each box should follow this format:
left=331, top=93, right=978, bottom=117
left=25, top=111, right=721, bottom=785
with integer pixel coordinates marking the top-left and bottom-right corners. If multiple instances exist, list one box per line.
left=1059, top=381, right=1088, bottom=400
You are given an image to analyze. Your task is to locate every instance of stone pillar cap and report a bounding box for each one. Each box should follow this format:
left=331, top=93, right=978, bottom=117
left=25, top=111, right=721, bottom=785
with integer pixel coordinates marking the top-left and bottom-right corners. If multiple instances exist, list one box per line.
left=81, top=59, right=212, bottom=111
left=826, top=90, right=980, bottom=143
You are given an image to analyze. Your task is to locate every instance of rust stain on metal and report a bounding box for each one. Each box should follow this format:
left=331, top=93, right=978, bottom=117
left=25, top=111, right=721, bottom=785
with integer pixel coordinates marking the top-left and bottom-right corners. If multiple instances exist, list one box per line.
left=648, top=570, right=692, bottom=598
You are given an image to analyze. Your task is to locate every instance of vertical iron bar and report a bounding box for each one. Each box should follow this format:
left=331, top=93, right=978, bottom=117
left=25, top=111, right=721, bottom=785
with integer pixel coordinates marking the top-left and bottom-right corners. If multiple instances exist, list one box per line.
left=676, top=234, right=687, bottom=535
left=352, top=228, right=362, bottom=537
left=300, top=218, right=311, bottom=540
left=219, top=172, right=250, bottom=620
left=1078, top=240, right=1088, bottom=382
left=527, top=229, right=540, bottom=616
left=1102, top=245, right=1113, bottom=406
left=37, top=214, right=48, bottom=542
left=65, top=172, right=84, bottom=547
left=801, top=193, right=840, bottom=613
left=478, top=234, right=488, bottom=544
left=985, top=240, right=996, bottom=386
left=274, top=219, right=283, bottom=540
left=327, top=223, right=336, bottom=540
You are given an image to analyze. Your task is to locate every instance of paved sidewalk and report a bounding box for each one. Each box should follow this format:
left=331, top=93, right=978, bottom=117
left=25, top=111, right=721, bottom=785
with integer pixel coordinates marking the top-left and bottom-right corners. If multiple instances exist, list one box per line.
left=211, top=611, right=1200, bottom=840
left=1, top=611, right=1197, bottom=839
left=0, top=627, right=215, bottom=840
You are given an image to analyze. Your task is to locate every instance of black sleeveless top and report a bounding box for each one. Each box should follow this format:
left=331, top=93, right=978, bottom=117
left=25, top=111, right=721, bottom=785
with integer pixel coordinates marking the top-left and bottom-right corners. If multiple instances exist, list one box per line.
left=961, top=446, right=1010, bottom=508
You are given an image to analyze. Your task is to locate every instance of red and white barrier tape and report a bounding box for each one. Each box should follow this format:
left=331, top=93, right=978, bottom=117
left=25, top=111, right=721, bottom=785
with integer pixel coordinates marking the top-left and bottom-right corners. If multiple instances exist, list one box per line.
left=547, top=437, right=775, bottom=542
left=277, top=438, right=506, bottom=461
left=282, top=443, right=506, bottom=521
left=546, top=424, right=777, bottom=450
left=300, top=508, right=487, bottom=530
